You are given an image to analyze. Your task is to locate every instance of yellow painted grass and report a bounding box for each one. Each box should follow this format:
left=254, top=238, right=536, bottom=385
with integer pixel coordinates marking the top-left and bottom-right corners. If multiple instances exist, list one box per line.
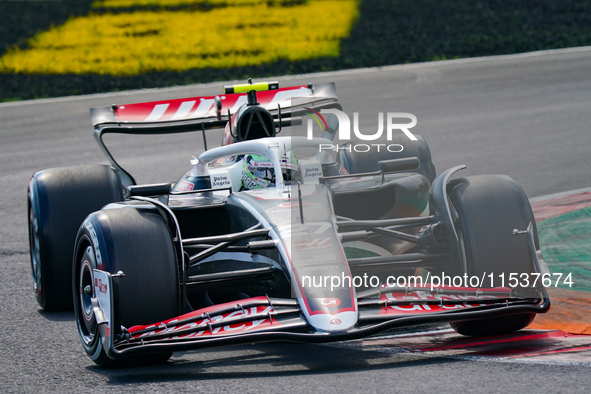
left=0, top=0, right=359, bottom=76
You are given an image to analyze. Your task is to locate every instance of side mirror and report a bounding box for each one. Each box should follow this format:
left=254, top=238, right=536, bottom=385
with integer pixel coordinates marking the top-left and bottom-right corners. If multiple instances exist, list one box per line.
left=322, top=113, right=339, bottom=141
left=378, top=157, right=420, bottom=173
left=214, top=96, right=223, bottom=120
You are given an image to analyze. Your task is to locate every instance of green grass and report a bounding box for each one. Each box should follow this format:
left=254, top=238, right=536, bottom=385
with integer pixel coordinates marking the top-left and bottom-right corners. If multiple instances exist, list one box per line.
left=538, top=207, right=591, bottom=292
left=2, top=0, right=591, bottom=101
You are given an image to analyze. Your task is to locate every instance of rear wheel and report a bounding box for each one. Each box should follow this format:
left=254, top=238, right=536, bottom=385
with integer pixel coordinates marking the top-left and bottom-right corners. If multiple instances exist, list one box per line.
left=447, top=174, right=538, bottom=336
left=73, top=207, right=180, bottom=367
left=337, top=134, right=436, bottom=182
left=28, top=165, right=123, bottom=311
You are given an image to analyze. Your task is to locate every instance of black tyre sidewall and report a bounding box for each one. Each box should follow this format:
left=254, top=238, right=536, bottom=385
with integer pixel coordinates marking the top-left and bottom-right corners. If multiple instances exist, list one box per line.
left=448, top=174, right=537, bottom=278
left=28, top=165, right=123, bottom=311
left=72, top=233, right=107, bottom=364
left=73, top=207, right=179, bottom=366
left=450, top=313, right=535, bottom=337
left=337, top=134, right=436, bottom=182
left=448, top=174, right=538, bottom=336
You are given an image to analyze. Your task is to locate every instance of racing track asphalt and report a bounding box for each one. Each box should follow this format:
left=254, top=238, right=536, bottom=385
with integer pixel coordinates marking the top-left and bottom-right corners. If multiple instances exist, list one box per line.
left=1, top=46, right=591, bottom=392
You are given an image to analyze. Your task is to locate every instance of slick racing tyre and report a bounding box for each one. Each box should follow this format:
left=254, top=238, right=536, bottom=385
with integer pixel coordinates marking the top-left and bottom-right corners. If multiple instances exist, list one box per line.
left=337, top=134, right=436, bottom=182
left=447, top=174, right=537, bottom=337
left=28, top=165, right=123, bottom=311
left=73, top=207, right=179, bottom=367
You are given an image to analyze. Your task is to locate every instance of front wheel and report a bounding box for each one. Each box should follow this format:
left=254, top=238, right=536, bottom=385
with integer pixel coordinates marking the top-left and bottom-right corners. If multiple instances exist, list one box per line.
left=73, top=207, right=180, bottom=367
left=447, top=174, right=538, bottom=337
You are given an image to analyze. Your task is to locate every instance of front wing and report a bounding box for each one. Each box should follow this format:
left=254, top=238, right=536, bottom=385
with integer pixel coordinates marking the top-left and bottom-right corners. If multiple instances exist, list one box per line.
left=91, top=270, right=549, bottom=360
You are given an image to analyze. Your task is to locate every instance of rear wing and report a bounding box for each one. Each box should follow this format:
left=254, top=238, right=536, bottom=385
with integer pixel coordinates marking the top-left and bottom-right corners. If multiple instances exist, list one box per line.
left=91, top=82, right=339, bottom=129
left=90, top=82, right=341, bottom=185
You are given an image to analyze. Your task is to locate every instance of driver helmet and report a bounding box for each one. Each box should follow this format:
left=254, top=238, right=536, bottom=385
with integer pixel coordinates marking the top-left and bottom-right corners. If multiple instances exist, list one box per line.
left=241, top=152, right=299, bottom=190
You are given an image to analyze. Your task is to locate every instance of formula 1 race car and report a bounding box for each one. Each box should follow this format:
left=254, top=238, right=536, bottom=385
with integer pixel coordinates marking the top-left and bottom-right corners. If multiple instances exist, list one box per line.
left=28, top=81, right=550, bottom=366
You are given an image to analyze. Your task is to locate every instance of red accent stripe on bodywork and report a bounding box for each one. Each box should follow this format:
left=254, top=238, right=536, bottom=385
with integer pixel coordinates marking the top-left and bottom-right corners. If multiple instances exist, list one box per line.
left=115, top=85, right=310, bottom=122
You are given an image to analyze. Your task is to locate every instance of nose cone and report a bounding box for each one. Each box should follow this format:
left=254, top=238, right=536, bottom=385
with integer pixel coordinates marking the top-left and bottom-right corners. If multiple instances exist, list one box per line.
left=305, top=309, right=358, bottom=333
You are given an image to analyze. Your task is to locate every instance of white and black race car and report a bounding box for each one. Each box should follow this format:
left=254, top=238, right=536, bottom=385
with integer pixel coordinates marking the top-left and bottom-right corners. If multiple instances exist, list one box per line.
left=28, top=81, right=549, bottom=366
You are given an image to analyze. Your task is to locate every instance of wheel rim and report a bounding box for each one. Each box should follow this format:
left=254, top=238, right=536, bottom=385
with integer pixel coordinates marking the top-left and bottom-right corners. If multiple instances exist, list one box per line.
left=28, top=200, right=42, bottom=301
left=77, top=245, right=98, bottom=346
